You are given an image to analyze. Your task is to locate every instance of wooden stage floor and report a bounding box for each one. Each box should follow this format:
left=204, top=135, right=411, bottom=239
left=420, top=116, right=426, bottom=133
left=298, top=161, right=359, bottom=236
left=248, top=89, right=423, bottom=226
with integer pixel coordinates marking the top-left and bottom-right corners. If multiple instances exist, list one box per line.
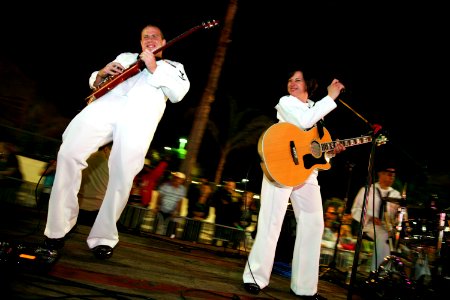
left=0, top=204, right=446, bottom=299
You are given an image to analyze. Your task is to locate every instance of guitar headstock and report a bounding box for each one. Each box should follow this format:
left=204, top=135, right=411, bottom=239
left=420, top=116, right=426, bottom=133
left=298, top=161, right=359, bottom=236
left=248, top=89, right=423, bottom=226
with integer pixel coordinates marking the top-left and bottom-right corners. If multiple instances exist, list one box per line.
left=376, top=135, right=388, bottom=146
left=202, top=19, right=219, bottom=29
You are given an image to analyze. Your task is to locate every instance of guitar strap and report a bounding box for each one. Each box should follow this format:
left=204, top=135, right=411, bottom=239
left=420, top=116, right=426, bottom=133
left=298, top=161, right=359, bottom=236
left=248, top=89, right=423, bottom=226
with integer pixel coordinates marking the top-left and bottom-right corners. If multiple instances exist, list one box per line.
left=317, top=119, right=325, bottom=139
left=309, top=102, right=325, bottom=139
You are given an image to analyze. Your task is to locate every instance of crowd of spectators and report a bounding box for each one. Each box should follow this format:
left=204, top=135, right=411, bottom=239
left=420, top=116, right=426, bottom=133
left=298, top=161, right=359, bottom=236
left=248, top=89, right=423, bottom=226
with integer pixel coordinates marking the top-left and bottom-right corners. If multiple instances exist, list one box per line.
left=4, top=145, right=361, bottom=255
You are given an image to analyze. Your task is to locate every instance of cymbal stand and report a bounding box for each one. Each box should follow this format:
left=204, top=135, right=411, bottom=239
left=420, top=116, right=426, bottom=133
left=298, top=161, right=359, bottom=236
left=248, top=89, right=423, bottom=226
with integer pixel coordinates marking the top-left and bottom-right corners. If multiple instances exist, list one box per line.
left=393, top=205, right=408, bottom=253
left=434, top=211, right=447, bottom=279
left=320, top=163, right=355, bottom=285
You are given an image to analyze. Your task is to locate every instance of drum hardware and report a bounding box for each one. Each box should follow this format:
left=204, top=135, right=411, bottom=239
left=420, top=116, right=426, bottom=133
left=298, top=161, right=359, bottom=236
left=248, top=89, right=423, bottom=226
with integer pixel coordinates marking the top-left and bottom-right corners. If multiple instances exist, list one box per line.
left=432, top=212, right=448, bottom=280
left=436, top=212, right=446, bottom=257
left=393, top=206, right=408, bottom=252
left=396, top=209, right=450, bottom=289
left=404, top=216, right=440, bottom=243
left=385, top=184, right=408, bottom=254
left=363, top=255, right=415, bottom=299
left=383, top=197, right=404, bottom=205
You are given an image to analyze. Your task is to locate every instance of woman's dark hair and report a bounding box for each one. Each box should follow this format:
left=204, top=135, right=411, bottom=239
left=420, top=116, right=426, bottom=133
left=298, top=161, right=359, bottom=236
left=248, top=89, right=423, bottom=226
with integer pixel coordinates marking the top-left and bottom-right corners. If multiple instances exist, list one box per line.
left=287, top=69, right=319, bottom=98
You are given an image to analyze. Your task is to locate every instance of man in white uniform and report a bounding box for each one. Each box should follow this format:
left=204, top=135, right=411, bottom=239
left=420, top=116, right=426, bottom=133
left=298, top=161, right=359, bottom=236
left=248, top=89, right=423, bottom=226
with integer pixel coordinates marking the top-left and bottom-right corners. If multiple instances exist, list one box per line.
left=351, top=163, right=402, bottom=271
left=43, top=24, right=190, bottom=259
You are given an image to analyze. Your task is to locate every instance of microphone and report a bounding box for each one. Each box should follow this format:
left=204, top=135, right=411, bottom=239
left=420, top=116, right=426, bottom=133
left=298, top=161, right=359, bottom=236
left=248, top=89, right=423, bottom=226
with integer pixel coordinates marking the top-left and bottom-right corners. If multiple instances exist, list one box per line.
left=372, top=124, right=382, bottom=135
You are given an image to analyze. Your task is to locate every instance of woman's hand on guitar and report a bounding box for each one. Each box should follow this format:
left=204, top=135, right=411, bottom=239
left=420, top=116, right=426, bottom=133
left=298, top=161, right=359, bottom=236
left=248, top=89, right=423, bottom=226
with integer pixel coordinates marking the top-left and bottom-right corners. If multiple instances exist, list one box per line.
left=333, top=140, right=346, bottom=154
left=326, top=140, right=345, bottom=159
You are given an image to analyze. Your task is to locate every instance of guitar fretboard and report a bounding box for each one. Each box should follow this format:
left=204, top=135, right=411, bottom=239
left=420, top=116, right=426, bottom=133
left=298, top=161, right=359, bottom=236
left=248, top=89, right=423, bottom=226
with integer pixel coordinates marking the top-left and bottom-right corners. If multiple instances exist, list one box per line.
left=321, top=136, right=372, bottom=152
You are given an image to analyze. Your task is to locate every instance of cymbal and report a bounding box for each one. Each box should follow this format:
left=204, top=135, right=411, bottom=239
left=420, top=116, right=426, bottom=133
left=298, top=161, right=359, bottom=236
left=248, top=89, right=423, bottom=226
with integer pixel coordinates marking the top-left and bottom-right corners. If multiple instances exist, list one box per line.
left=383, top=197, right=404, bottom=204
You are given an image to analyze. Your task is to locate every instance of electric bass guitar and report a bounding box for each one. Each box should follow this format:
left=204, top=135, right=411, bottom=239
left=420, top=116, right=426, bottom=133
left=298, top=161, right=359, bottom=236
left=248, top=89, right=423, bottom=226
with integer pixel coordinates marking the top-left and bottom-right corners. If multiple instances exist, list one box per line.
left=258, top=122, right=387, bottom=187
left=86, top=20, right=219, bottom=104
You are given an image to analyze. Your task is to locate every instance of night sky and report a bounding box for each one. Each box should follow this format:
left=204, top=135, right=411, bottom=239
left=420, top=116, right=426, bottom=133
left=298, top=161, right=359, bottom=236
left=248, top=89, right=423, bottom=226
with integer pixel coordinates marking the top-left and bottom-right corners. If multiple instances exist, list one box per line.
left=1, top=1, right=448, bottom=204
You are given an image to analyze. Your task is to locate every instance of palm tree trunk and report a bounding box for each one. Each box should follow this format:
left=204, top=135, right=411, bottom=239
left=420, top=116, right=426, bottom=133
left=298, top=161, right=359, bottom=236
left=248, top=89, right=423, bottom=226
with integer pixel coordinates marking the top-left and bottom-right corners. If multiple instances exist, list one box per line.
left=180, top=0, right=238, bottom=183
left=214, top=145, right=231, bottom=184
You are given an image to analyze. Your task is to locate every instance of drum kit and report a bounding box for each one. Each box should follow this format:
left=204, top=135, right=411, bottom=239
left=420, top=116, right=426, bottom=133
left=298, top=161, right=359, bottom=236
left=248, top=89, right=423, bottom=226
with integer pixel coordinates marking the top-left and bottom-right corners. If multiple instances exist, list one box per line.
left=382, top=196, right=449, bottom=284
left=360, top=196, right=449, bottom=299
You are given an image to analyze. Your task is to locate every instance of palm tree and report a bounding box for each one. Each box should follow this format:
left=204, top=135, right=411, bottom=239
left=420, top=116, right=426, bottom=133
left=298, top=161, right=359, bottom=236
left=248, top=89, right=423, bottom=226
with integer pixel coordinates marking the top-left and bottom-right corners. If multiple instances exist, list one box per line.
left=180, top=0, right=238, bottom=183
left=208, top=97, right=275, bottom=184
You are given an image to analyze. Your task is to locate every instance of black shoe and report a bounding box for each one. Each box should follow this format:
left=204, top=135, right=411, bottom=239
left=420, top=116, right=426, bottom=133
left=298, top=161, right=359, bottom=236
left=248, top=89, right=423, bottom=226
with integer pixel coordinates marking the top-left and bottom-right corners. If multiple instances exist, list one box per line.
left=92, top=245, right=113, bottom=259
left=44, top=237, right=65, bottom=250
left=244, top=282, right=260, bottom=295
left=290, top=290, right=327, bottom=300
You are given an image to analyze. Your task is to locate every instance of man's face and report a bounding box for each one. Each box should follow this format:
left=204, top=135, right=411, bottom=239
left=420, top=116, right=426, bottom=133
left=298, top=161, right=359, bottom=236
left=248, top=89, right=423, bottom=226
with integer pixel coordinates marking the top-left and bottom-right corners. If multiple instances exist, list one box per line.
left=379, top=169, right=396, bottom=187
left=141, top=26, right=166, bottom=55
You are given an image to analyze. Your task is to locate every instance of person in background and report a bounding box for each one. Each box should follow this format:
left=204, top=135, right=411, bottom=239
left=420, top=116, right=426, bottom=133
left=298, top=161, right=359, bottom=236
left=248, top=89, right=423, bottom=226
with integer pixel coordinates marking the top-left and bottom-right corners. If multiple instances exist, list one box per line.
left=186, top=177, right=209, bottom=218
left=238, top=191, right=258, bottom=232
left=338, top=223, right=356, bottom=251
left=77, top=142, right=113, bottom=225
left=183, top=180, right=213, bottom=242
left=38, top=159, right=57, bottom=209
left=0, top=141, right=23, bottom=207
left=243, top=69, right=345, bottom=299
left=153, top=171, right=187, bottom=238
left=351, top=161, right=402, bottom=272
left=43, top=23, right=190, bottom=260
left=139, top=154, right=171, bottom=207
left=211, top=180, right=242, bottom=248
left=235, top=191, right=257, bottom=246
left=322, top=205, right=340, bottom=249
left=322, top=198, right=346, bottom=248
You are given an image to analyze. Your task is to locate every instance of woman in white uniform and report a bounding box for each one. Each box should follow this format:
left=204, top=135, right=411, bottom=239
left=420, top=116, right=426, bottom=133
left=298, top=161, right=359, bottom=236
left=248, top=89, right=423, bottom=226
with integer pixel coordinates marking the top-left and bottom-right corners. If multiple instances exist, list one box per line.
left=243, top=69, right=345, bottom=299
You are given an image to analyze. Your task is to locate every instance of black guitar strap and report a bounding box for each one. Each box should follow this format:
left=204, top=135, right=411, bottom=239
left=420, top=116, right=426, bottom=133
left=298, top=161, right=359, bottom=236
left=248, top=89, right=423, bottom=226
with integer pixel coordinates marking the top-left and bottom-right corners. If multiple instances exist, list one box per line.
left=317, top=119, right=325, bottom=139
left=308, top=102, right=325, bottom=139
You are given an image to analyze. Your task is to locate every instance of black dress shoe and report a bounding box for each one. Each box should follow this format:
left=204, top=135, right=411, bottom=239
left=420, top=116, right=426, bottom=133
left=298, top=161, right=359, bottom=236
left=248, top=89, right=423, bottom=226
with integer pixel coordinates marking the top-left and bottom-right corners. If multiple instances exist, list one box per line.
left=244, top=282, right=260, bottom=295
left=92, top=245, right=113, bottom=259
left=290, top=290, right=327, bottom=300
left=44, top=237, right=65, bottom=250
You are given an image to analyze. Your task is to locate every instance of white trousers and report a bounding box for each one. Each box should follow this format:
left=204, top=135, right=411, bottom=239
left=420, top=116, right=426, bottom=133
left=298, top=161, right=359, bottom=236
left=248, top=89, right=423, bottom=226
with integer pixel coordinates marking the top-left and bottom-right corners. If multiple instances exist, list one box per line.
left=363, top=224, right=391, bottom=271
left=243, top=174, right=324, bottom=296
left=44, top=92, right=165, bottom=249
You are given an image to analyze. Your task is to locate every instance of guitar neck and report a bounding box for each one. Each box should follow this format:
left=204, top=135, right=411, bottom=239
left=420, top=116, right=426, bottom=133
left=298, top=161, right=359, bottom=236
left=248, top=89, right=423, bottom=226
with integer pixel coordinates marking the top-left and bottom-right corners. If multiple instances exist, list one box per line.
left=156, top=24, right=205, bottom=54
left=97, top=24, right=206, bottom=83
left=86, top=20, right=219, bottom=103
left=321, top=136, right=373, bottom=152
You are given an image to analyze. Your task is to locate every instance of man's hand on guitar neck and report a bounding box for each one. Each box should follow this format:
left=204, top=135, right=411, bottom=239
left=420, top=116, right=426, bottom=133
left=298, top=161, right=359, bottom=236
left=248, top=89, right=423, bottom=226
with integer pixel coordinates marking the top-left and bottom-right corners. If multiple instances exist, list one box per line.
left=139, top=49, right=159, bottom=74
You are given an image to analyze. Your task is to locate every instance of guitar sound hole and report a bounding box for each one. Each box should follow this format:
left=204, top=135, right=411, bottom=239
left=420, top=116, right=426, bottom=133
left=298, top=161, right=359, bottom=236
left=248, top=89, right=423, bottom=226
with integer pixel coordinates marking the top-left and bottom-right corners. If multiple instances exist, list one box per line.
left=310, top=141, right=321, bottom=158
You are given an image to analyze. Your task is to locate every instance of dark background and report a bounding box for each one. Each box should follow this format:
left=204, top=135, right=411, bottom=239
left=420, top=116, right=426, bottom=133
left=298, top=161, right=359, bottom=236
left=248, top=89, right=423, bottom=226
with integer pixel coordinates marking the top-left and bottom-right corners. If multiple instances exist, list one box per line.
left=1, top=1, right=448, bottom=208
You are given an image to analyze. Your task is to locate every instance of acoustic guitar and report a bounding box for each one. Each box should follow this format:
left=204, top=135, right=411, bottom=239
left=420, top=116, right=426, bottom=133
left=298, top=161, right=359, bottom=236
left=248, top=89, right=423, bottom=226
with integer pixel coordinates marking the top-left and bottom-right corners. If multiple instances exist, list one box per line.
left=86, top=20, right=219, bottom=104
left=258, top=122, right=387, bottom=187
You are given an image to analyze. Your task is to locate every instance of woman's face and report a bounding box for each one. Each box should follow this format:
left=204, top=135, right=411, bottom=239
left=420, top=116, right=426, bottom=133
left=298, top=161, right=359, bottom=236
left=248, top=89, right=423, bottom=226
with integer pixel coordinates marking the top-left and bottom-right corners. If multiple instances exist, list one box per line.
left=287, top=71, right=307, bottom=99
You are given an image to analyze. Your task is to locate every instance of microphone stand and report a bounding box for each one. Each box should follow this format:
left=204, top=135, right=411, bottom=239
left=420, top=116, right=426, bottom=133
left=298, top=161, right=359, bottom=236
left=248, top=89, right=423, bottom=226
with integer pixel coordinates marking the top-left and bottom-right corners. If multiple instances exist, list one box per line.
left=346, top=139, right=377, bottom=300
left=337, top=98, right=383, bottom=300
left=320, top=163, right=355, bottom=286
